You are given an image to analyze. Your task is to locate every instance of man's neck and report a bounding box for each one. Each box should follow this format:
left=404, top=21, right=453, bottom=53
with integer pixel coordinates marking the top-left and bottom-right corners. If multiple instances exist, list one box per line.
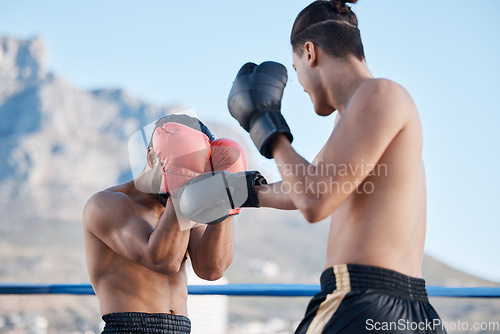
left=128, top=176, right=166, bottom=211
left=321, top=56, right=373, bottom=115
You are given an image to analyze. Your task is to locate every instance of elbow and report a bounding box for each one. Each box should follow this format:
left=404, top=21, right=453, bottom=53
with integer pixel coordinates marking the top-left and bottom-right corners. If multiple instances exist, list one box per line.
left=302, top=208, right=324, bottom=223
left=162, top=262, right=183, bottom=275
left=194, top=258, right=232, bottom=281
left=150, top=257, right=183, bottom=275
left=195, top=266, right=226, bottom=281
left=299, top=197, right=333, bottom=223
left=200, top=269, right=225, bottom=281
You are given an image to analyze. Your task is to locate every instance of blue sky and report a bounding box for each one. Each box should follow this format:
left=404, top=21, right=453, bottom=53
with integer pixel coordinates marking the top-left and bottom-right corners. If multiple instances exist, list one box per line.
left=1, top=0, right=499, bottom=282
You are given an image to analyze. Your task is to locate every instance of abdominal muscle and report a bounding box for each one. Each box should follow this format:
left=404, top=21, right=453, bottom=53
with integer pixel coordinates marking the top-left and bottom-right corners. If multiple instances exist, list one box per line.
left=92, top=255, right=189, bottom=317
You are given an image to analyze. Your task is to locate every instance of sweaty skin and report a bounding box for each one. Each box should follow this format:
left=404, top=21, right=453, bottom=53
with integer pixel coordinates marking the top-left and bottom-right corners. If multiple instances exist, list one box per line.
left=83, top=180, right=233, bottom=316
left=257, top=45, right=426, bottom=278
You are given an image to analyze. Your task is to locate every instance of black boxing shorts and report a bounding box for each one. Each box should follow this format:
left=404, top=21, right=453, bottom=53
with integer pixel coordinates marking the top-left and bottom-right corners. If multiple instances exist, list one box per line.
left=101, top=312, right=191, bottom=334
left=295, top=264, right=447, bottom=334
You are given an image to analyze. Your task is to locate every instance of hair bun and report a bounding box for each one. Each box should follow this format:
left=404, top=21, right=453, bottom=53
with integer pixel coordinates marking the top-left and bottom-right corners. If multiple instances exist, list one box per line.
left=330, top=0, right=357, bottom=13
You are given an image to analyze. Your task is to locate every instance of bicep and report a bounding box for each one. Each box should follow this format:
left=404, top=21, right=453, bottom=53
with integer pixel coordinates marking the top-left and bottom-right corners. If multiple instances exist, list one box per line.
left=104, top=215, right=154, bottom=263
left=316, top=85, right=408, bottom=195
left=324, top=111, right=399, bottom=175
left=84, top=192, right=154, bottom=264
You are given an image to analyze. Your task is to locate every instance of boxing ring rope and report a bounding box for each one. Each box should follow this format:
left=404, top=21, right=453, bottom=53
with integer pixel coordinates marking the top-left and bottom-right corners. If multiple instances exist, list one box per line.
left=1, top=284, right=500, bottom=298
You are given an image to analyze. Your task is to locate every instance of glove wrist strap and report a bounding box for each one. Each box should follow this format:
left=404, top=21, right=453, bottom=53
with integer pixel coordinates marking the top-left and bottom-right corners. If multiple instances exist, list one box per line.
left=152, top=194, right=169, bottom=207
left=240, top=171, right=268, bottom=207
left=249, top=110, right=293, bottom=159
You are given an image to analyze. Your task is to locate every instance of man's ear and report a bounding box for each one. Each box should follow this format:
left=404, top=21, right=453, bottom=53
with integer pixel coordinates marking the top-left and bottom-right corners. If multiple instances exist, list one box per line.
left=146, top=148, right=158, bottom=168
left=304, top=41, right=317, bottom=67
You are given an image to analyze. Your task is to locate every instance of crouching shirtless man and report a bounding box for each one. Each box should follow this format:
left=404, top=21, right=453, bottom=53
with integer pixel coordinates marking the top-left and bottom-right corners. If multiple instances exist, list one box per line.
left=83, top=114, right=252, bottom=334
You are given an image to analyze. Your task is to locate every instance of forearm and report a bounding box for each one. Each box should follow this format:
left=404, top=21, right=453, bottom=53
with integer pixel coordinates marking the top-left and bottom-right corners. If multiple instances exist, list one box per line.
left=255, top=182, right=297, bottom=210
left=270, top=134, right=328, bottom=221
left=191, top=220, right=233, bottom=280
left=145, top=201, right=190, bottom=273
left=273, top=135, right=315, bottom=197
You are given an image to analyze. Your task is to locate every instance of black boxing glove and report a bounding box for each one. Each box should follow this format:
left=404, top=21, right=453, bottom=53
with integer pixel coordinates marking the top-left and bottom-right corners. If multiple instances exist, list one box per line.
left=227, top=61, right=293, bottom=158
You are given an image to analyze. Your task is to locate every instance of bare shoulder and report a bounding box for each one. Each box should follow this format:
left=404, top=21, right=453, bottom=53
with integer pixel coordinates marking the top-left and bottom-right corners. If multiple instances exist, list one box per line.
left=358, top=78, right=412, bottom=98
left=84, top=189, right=130, bottom=214
left=354, top=78, right=417, bottom=114
left=82, top=189, right=137, bottom=231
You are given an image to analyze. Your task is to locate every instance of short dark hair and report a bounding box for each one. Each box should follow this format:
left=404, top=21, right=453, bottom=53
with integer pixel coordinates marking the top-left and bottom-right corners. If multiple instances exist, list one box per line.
left=290, top=0, right=365, bottom=61
left=148, top=114, right=214, bottom=149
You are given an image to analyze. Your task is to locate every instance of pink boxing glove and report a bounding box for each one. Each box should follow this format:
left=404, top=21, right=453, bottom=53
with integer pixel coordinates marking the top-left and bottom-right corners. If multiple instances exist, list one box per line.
left=152, top=122, right=211, bottom=197
left=206, top=138, right=247, bottom=216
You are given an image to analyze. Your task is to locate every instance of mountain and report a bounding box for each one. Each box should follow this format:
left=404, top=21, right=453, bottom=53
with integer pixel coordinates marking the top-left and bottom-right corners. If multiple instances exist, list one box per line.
left=0, top=36, right=498, bottom=334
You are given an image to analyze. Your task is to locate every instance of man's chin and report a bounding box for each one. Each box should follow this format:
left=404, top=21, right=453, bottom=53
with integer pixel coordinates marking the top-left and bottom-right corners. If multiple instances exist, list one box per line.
left=314, top=107, right=336, bottom=117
